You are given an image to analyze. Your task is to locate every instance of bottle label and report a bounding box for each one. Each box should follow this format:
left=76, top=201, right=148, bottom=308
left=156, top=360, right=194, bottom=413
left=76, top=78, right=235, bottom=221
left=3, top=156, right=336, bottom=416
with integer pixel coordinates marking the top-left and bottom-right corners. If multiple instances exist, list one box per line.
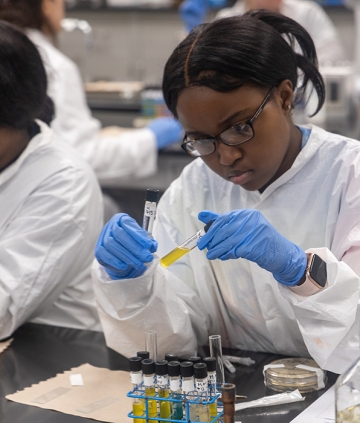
left=144, top=375, right=154, bottom=387
left=130, top=373, right=142, bottom=385
left=182, top=379, right=195, bottom=392
left=195, top=379, right=208, bottom=392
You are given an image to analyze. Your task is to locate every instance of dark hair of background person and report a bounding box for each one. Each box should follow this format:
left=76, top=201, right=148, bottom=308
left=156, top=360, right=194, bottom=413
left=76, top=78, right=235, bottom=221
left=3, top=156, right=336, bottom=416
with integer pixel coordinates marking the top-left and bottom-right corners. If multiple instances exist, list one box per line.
left=0, top=20, right=54, bottom=131
left=162, top=10, right=325, bottom=118
left=0, top=0, right=57, bottom=35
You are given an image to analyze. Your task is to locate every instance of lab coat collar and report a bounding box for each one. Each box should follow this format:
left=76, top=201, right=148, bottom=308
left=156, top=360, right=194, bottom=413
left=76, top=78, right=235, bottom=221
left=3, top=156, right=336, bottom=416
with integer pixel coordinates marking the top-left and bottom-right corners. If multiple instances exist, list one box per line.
left=0, top=120, right=52, bottom=186
left=252, top=124, right=327, bottom=201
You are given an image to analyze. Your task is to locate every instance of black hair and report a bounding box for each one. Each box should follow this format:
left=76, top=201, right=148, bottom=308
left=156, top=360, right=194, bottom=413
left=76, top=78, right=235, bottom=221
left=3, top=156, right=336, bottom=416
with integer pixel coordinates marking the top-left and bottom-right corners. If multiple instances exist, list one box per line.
left=162, top=10, right=325, bottom=118
left=0, top=20, right=54, bottom=130
left=0, top=0, right=57, bottom=35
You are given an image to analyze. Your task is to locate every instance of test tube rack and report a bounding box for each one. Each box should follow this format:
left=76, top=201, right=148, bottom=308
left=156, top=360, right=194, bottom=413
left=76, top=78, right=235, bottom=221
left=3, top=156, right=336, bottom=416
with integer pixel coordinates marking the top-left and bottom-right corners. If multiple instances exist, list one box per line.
left=127, top=383, right=224, bottom=422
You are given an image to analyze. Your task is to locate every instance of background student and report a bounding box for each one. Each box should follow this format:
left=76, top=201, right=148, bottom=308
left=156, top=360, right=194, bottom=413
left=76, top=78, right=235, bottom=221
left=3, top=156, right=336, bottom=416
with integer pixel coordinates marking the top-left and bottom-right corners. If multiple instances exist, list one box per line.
left=0, top=20, right=103, bottom=339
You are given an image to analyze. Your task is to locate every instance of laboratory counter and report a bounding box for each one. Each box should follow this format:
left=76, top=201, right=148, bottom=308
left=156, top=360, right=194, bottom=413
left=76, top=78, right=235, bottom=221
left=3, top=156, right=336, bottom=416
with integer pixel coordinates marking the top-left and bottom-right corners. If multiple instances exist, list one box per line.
left=0, top=323, right=338, bottom=423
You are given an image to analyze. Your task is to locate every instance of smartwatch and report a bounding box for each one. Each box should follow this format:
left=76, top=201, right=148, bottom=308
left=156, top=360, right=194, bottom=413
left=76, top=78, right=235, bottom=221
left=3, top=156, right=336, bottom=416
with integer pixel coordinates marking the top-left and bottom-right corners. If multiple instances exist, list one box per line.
left=289, top=253, right=327, bottom=296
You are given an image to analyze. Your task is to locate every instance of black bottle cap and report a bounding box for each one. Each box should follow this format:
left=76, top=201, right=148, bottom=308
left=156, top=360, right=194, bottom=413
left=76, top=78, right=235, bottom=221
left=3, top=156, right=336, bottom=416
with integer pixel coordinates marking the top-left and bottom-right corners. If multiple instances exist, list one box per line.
left=188, top=356, right=202, bottom=364
left=137, top=351, right=149, bottom=360
left=203, top=356, right=217, bottom=373
left=155, top=360, right=168, bottom=376
left=194, top=362, right=208, bottom=379
left=165, top=353, right=179, bottom=362
left=129, top=356, right=142, bottom=372
left=204, top=220, right=215, bottom=233
left=142, top=358, right=155, bottom=374
left=167, top=361, right=181, bottom=377
left=145, top=189, right=160, bottom=203
left=180, top=361, right=194, bottom=377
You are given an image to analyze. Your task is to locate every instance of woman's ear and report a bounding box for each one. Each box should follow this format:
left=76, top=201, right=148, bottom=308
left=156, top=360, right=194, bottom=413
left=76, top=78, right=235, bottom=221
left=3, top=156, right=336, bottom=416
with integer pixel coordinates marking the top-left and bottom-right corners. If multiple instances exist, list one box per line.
left=277, top=79, right=294, bottom=114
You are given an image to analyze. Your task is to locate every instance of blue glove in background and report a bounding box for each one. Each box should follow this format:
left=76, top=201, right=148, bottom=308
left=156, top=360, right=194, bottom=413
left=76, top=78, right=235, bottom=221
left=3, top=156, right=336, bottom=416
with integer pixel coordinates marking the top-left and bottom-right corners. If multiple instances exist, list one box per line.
left=95, top=213, right=158, bottom=280
left=180, top=0, right=228, bottom=33
left=147, top=116, right=183, bottom=150
left=197, top=209, right=307, bottom=287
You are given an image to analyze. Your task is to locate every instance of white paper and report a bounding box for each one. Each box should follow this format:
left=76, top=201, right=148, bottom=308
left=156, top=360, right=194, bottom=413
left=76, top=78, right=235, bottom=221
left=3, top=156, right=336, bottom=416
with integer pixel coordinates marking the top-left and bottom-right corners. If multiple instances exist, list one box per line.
left=235, top=390, right=304, bottom=411
left=70, top=374, right=84, bottom=386
left=290, top=385, right=335, bottom=423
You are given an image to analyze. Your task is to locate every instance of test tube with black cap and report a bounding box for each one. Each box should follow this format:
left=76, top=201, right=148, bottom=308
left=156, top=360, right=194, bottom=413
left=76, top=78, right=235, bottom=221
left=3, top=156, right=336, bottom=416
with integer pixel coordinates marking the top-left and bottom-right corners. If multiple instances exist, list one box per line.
left=141, top=358, right=157, bottom=419
left=188, top=356, right=202, bottom=365
left=180, top=361, right=196, bottom=421
left=137, top=351, right=150, bottom=361
left=164, top=353, right=178, bottom=362
left=142, top=189, right=160, bottom=236
left=155, top=360, right=171, bottom=419
left=194, top=362, right=210, bottom=421
left=168, top=361, right=183, bottom=420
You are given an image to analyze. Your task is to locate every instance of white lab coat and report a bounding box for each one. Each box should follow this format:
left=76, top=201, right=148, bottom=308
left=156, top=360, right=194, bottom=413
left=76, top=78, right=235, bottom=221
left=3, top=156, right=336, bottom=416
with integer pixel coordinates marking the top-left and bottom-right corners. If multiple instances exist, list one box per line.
left=93, top=125, right=360, bottom=374
left=0, top=121, right=103, bottom=339
left=216, top=0, right=344, bottom=65
left=26, top=29, right=157, bottom=188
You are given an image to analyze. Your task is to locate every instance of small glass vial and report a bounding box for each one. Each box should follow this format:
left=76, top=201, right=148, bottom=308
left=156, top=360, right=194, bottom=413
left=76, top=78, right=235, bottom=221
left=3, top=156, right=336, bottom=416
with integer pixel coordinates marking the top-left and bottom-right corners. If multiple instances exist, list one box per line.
left=194, top=362, right=210, bottom=422
left=155, top=360, right=171, bottom=420
left=141, top=358, right=158, bottom=421
left=335, top=357, right=360, bottom=422
left=180, top=361, right=197, bottom=421
left=204, top=356, right=218, bottom=418
left=129, top=357, right=145, bottom=423
left=168, top=360, right=183, bottom=420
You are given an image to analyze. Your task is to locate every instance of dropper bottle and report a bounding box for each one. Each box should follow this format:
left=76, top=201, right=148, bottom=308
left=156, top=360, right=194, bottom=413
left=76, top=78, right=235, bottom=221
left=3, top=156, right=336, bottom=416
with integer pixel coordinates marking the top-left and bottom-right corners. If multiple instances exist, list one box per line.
left=160, top=220, right=214, bottom=268
left=203, top=356, right=218, bottom=418
left=194, top=362, right=210, bottom=422
left=129, top=356, right=145, bottom=423
left=180, top=361, right=197, bottom=421
left=141, top=358, right=158, bottom=421
left=168, top=360, right=183, bottom=420
left=155, top=360, right=171, bottom=421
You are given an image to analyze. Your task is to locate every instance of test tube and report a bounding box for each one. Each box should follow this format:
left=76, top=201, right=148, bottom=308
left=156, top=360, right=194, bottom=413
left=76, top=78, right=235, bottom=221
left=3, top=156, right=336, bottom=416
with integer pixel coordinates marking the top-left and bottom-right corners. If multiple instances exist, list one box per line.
left=164, top=353, right=178, bottom=362
left=209, top=335, right=225, bottom=385
left=142, top=188, right=160, bottom=236
left=204, top=356, right=218, bottom=418
left=155, top=360, right=171, bottom=420
left=145, top=330, right=157, bottom=362
left=188, top=356, right=202, bottom=365
left=160, top=220, right=214, bottom=268
left=180, top=361, right=196, bottom=421
left=137, top=350, right=150, bottom=361
left=141, top=359, right=157, bottom=420
left=194, top=362, right=210, bottom=422
left=168, top=361, right=183, bottom=420
left=129, top=357, right=145, bottom=423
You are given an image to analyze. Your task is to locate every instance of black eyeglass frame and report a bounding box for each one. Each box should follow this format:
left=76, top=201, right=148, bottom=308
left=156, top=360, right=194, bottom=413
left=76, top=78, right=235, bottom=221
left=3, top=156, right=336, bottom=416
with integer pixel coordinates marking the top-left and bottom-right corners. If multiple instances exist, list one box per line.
left=181, top=86, right=275, bottom=157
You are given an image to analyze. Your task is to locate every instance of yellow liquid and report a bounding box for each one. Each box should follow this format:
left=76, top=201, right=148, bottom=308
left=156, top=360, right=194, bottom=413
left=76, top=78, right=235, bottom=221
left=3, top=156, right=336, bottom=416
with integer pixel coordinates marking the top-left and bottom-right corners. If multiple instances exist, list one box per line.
left=158, top=388, right=171, bottom=420
left=160, top=247, right=191, bottom=268
left=197, top=404, right=210, bottom=421
left=132, top=400, right=145, bottom=423
left=145, top=387, right=158, bottom=421
left=209, top=400, right=217, bottom=417
left=337, top=404, right=360, bottom=422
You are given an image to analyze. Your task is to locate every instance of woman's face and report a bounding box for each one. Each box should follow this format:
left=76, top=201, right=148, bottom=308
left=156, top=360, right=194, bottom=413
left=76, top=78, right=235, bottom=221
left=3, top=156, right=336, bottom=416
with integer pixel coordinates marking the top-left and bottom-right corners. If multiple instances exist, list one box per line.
left=42, top=0, right=65, bottom=34
left=176, top=82, right=301, bottom=192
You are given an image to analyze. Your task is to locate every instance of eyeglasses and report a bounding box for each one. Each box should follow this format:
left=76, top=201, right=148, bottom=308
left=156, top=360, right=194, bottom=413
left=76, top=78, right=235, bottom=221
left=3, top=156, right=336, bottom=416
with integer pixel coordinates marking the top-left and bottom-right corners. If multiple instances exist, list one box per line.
left=181, top=87, right=274, bottom=157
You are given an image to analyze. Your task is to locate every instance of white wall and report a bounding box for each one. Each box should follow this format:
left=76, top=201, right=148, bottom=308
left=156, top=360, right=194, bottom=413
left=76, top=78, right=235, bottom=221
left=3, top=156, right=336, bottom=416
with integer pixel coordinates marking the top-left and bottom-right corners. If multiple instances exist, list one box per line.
left=60, top=6, right=356, bottom=84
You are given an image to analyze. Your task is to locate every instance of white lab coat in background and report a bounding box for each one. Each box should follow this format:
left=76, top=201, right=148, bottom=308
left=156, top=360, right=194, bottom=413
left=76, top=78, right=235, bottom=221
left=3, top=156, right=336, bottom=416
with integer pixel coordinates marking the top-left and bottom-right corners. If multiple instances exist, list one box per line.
left=217, top=0, right=345, bottom=65
left=0, top=121, right=103, bottom=339
left=26, top=29, right=157, bottom=188
left=93, top=125, right=360, bottom=374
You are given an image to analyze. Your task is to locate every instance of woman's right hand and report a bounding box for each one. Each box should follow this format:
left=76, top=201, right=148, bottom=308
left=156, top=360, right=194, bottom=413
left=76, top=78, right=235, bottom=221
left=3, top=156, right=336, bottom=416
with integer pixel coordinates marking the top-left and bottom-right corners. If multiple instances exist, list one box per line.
left=95, top=213, right=158, bottom=280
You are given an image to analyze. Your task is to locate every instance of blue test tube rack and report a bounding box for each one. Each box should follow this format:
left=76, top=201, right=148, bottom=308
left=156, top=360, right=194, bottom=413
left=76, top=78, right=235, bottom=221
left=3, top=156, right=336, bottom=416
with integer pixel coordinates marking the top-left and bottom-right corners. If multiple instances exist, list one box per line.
left=127, top=383, right=223, bottom=422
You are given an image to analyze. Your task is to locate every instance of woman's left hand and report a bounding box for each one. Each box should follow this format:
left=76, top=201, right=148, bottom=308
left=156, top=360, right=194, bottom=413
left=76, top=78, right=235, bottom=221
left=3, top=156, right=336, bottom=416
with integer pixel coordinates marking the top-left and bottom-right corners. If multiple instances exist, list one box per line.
left=197, top=209, right=307, bottom=287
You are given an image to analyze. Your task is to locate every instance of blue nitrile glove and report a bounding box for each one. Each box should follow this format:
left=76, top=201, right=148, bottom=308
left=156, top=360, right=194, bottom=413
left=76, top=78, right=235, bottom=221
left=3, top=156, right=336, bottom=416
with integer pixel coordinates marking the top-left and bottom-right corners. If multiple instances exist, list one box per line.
left=95, top=213, right=158, bottom=280
left=147, top=116, right=183, bottom=150
left=180, top=0, right=228, bottom=33
left=197, top=209, right=307, bottom=287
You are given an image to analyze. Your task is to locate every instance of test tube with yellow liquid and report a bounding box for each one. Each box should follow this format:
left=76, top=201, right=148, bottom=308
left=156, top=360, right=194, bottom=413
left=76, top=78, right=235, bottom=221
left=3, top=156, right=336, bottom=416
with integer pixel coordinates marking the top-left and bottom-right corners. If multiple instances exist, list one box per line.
left=160, top=220, right=214, bottom=268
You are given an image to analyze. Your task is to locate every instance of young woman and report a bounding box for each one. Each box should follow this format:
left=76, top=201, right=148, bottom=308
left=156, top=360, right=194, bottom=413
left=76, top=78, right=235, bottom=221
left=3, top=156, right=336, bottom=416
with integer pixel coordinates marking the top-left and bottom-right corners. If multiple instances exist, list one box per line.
left=0, top=21, right=103, bottom=339
left=0, top=0, right=183, bottom=189
left=93, top=12, right=360, bottom=374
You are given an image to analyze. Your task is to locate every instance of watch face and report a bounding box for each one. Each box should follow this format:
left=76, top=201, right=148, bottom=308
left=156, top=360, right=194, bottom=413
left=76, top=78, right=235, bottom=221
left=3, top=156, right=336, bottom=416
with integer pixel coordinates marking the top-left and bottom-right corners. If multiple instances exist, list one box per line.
left=309, top=254, right=327, bottom=288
